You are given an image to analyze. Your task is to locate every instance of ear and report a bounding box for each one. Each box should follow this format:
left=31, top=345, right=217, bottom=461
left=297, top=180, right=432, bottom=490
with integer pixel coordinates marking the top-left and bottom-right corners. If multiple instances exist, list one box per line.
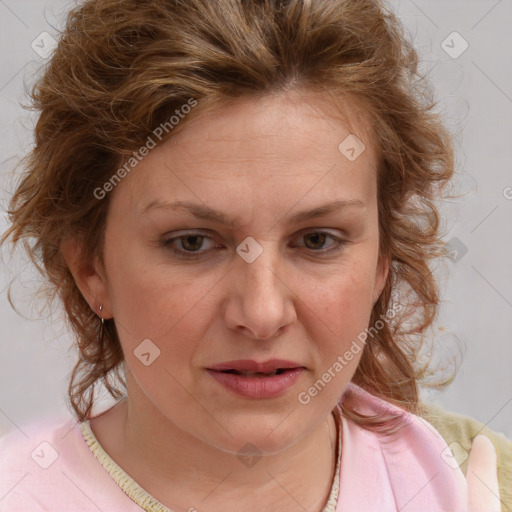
left=60, top=237, right=113, bottom=319
left=372, top=252, right=389, bottom=305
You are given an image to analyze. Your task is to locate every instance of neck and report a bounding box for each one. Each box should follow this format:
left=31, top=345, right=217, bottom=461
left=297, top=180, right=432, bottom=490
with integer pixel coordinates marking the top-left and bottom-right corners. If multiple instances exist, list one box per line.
left=90, top=386, right=340, bottom=512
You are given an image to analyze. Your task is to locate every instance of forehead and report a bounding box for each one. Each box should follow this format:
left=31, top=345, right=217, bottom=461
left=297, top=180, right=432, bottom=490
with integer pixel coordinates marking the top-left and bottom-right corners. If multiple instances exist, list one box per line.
left=169, top=90, right=376, bottom=161
left=112, top=90, right=379, bottom=214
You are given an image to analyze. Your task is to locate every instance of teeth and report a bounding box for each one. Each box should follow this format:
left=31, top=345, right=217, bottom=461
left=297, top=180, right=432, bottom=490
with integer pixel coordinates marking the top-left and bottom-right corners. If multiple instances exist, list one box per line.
left=241, top=370, right=278, bottom=377
left=222, top=369, right=282, bottom=376
left=221, top=368, right=292, bottom=376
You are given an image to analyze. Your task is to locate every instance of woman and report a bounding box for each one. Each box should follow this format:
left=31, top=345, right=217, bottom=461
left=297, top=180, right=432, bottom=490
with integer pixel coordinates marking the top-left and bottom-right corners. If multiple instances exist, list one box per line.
left=0, top=0, right=509, bottom=510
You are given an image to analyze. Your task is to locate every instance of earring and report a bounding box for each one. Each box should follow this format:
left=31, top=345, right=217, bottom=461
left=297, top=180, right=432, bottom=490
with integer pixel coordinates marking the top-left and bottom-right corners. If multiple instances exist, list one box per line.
left=96, top=304, right=106, bottom=354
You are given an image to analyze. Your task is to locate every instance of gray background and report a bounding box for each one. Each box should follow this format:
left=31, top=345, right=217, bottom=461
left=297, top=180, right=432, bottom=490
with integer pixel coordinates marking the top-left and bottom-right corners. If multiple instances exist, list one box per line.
left=1, top=0, right=511, bottom=439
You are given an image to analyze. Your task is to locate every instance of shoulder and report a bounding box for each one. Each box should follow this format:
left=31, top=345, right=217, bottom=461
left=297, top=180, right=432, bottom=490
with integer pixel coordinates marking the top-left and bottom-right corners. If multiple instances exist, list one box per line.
left=0, top=414, right=79, bottom=510
left=0, top=412, right=76, bottom=466
left=0, top=413, right=140, bottom=511
left=338, top=384, right=469, bottom=510
left=420, top=401, right=512, bottom=509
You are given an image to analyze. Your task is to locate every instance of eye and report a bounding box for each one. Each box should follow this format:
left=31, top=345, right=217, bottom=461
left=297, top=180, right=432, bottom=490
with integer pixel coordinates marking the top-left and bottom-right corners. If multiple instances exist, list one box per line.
left=162, top=231, right=216, bottom=259
left=160, top=229, right=347, bottom=260
left=290, top=230, right=346, bottom=254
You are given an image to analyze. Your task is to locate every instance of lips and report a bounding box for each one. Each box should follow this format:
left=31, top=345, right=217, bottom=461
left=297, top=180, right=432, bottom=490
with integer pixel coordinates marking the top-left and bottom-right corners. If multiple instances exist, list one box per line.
left=206, top=359, right=306, bottom=398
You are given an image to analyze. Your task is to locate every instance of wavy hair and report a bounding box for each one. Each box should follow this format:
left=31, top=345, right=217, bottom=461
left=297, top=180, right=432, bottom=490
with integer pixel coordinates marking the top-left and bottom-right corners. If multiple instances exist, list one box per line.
left=1, top=0, right=455, bottom=425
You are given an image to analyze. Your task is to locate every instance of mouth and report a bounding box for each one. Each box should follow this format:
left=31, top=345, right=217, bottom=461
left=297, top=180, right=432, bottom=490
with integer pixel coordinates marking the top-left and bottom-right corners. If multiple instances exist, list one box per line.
left=206, top=359, right=306, bottom=398
left=207, top=359, right=305, bottom=375
left=216, top=368, right=298, bottom=377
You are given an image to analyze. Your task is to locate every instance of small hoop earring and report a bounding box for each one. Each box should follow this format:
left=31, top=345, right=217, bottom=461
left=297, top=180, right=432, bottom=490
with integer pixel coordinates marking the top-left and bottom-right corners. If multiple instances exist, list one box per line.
left=98, top=304, right=105, bottom=325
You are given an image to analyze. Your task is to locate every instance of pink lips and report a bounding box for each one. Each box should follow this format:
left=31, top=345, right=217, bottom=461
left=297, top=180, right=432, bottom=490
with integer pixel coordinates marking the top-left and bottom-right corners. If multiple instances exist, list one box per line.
left=207, top=359, right=306, bottom=399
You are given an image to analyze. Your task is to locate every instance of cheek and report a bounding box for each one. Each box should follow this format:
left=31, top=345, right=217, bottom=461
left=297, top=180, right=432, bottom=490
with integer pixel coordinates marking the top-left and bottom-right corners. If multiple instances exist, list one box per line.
left=300, top=262, right=376, bottom=353
left=111, top=273, right=209, bottom=344
left=108, top=267, right=209, bottom=396
left=103, top=238, right=211, bottom=353
left=293, top=272, right=375, bottom=411
left=311, top=258, right=375, bottom=313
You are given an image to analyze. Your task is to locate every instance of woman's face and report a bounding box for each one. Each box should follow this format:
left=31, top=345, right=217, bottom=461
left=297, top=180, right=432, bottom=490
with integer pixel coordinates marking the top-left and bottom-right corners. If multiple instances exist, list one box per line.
left=93, top=91, right=388, bottom=454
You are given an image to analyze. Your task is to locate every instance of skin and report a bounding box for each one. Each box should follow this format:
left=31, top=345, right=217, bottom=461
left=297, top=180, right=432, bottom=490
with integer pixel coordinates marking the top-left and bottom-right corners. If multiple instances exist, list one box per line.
left=467, top=435, right=502, bottom=512
left=61, top=90, right=500, bottom=511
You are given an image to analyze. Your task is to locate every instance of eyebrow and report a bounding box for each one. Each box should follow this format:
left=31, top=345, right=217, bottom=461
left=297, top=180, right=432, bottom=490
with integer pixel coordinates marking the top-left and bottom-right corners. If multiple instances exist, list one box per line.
left=142, top=199, right=366, bottom=227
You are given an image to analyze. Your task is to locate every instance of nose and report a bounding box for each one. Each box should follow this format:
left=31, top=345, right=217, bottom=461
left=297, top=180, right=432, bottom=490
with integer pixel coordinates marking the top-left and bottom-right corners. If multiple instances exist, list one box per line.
left=223, top=244, right=296, bottom=340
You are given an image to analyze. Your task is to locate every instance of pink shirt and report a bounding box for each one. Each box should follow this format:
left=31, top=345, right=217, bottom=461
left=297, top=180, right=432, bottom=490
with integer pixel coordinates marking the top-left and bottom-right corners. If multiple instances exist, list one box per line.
left=0, top=383, right=468, bottom=511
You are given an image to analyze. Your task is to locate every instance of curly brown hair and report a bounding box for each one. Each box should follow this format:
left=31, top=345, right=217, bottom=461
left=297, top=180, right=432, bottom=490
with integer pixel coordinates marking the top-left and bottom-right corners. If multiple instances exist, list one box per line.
left=1, top=0, right=455, bottom=424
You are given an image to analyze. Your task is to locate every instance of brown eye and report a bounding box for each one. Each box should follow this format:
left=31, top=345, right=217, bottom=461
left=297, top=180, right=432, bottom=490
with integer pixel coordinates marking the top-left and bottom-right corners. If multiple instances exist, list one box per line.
left=179, top=235, right=205, bottom=252
left=161, top=229, right=347, bottom=261
left=303, top=232, right=329, bottom=250
left=162, top=231, right=217, bottom=259
left=292, top=230, right=346, bottom=254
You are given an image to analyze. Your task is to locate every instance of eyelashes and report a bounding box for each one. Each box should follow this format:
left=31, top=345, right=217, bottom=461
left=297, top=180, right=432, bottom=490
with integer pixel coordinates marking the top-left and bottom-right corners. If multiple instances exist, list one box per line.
left=161, top=229, right=348, bottom=260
